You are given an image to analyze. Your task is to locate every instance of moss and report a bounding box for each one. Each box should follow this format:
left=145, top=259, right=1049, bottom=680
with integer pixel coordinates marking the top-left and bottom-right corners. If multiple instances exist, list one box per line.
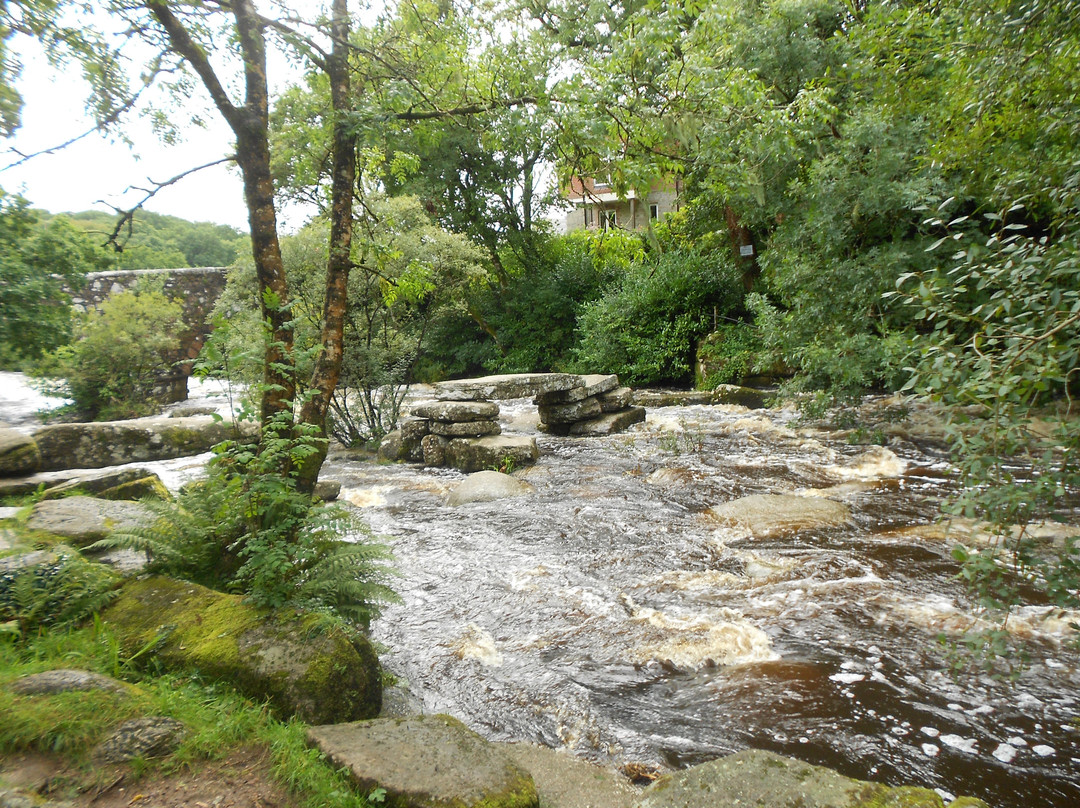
left=101, top=576, right=381, bottom=724
left=159, top=426, right=205, bottom=451
left=99, top=476, right=173, bottom=501
left=854, top=785, right=944, bottom=808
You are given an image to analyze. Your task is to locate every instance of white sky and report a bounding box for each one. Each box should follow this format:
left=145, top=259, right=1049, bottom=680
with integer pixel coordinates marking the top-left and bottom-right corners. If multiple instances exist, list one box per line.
left=1, top=46, right=253, bottom=230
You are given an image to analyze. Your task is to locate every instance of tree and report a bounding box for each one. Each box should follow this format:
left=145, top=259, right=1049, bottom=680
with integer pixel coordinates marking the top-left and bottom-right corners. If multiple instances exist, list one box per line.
left=0, top=190, right=105, bottom=368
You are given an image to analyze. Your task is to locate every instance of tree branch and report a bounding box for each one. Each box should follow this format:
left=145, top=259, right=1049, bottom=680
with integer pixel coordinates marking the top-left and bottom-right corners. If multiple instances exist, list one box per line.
left=100, top=154, right=238, bottom=252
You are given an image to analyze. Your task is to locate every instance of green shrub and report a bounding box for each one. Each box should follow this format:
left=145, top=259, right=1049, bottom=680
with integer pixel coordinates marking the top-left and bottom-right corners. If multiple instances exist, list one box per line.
left=0, top=551, right=119, bottom=637
left=571, top=248, right=743, bottom=386
left=34, top=290, right=184, bottom=420
left=93, top=413, right=398, bottom=626
left=696, top=321, right=765, bottom=388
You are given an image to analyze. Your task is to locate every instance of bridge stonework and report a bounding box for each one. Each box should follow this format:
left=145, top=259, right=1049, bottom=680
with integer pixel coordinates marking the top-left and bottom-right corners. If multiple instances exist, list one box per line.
left=69, top=267, right=229, bottom=402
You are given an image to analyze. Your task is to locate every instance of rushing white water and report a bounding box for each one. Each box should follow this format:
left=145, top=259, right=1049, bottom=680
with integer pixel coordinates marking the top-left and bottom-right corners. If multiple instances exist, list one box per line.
left=323, top=397, right=1080, bottom=808
left=4, top=375, right=1077, bottom=806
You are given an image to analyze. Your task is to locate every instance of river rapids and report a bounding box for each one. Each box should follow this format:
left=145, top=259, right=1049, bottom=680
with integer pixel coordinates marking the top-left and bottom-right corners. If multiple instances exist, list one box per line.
left=3, top=373, right=1077, bottom=806
left=326, top=396, right=1079, bottom=808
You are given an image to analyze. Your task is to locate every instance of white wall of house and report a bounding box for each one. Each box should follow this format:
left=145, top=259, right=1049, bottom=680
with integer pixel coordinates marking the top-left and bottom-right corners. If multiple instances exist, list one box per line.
left=563, top=188, right=679, bottom=233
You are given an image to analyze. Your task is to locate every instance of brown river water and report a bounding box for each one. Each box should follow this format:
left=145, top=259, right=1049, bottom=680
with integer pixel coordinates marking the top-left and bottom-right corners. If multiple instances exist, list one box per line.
left=3, top=374, right=1076, bottom=806
left=324, top=396, right=1080, bottom=808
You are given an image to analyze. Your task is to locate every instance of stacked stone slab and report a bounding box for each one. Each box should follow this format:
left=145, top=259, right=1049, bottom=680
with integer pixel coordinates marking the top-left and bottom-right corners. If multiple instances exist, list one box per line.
left=377, top=373, right=646, bottom=470
left=535, top=374, right=646, bottom=436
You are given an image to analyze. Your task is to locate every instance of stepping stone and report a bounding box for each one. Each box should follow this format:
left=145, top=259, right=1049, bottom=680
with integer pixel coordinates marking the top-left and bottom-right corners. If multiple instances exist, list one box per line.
left=412, top=400, right=501, bottom=421
left=307, top=715, right=538, bottom=808
left=536, top=375, right=619, bottom=405
left=568, top=407, right=646, bottom=436
left=435, top=373, right=580, bottom=402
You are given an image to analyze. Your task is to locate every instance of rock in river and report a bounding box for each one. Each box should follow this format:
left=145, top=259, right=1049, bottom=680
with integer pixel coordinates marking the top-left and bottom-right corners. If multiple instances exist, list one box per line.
left=707, top=493, right=851, bottom=538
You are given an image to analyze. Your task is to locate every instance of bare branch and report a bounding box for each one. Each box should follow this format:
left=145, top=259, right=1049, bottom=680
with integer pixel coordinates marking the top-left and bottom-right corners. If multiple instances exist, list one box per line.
left=99, top=154, right=237, bottom=252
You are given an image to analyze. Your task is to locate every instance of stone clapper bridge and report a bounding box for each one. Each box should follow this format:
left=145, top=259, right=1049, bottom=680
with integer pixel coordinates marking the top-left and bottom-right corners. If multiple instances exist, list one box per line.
left=379, top=373, right=646, bottom=471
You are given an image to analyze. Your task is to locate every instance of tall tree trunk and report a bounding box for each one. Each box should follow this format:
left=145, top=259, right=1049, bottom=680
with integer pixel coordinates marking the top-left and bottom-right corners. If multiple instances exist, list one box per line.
left=145, top=0, right=294, bottom=431
left=296, top=0, right=356, bottom=493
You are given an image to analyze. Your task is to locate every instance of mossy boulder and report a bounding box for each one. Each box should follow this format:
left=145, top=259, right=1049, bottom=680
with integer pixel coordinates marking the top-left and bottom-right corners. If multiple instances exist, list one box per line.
left=0, top=428, right=40, bottom=477
left=25, top=496, right=155, bottom=547
left=41, top=467, right=170, bottom=502
left=637, top=749, right=977, bottom=808
left=307, top=714, right=538, bottom=808
left=32, top=416, right=252, bottom=472
left=101, top=576, right=381, bottom=724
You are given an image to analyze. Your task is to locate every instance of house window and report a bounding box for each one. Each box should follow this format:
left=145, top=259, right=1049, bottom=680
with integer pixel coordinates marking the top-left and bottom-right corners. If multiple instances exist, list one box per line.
left=649, top=204, right=659, bottom=220
left=585, top=206, right=594, bottom=227
left=603, top=209, right=617, bottom=230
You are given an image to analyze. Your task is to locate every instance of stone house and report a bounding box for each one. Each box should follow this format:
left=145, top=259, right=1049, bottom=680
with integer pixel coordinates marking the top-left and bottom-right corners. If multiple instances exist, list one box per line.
left=562, top=176, right=681, bottom=232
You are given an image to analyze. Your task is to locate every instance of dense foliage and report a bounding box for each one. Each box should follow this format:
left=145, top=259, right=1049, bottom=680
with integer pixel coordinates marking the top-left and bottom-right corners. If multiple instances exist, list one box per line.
left=0, top=191, right=105, bottom=368
left=33, top=288, right=184, bottom=420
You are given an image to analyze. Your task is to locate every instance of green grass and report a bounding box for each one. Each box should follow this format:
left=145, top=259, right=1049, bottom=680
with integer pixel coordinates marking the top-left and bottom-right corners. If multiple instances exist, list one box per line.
left=0, top=627, right=371, bottom=808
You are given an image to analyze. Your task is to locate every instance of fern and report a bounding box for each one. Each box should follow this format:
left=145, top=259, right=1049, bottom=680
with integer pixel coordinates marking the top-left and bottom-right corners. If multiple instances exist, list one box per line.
left=0, top=552, right=119, bottom=635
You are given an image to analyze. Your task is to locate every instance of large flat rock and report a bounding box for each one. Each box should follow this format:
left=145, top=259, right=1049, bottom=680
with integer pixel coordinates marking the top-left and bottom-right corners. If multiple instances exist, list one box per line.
left=33, top=415, right=250, bottom=471
left=538, top=397, right=603, bottom=425
left=307, top=715, right=538, bottom=808
left=568, top=407, right=646, bottom=436
left=500, top=744, right=639, bottom=808
left=436, top=374, right=581, bottom=402
left=445, top=435, right=539, bottom=473
left=536, top=375, right=619, bottom=405
left=412, top=400, right=501, bottom=421
left=637, top=749, right=965, bottom=808
left=25, top=495, right=155, bottom=546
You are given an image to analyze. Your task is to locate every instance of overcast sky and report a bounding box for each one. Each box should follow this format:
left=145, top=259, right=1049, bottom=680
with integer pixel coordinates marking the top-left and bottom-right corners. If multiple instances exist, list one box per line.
left=1, top=33, right=298, bottom=232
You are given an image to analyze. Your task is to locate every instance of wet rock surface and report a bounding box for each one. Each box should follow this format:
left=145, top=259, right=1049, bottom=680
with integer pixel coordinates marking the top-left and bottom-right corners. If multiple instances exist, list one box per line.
left=24, top=497, right=154, bottom=547
left=638, top=749, right=961, bottom=808
left=447, top=471, right=535, bottom=507
left=307, top=715, right=538, bottom=808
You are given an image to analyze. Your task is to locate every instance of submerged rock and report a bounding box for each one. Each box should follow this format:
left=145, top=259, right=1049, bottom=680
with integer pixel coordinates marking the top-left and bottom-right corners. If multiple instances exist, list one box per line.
left=707, top=494, right=851, bottom=538
left=101, top=576, right=381, bottom=724
left=448, top=471, right=535, bottom=507
left=637, top=749, right=961, bottom=808
left=307, top=714, right=538, bottom=808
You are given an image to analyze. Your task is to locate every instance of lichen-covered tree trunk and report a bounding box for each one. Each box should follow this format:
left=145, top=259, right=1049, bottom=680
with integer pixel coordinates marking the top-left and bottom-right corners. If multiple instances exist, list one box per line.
left=296, top=0, right=356, bottom=493
left=145, top=0, right=295, bottom=431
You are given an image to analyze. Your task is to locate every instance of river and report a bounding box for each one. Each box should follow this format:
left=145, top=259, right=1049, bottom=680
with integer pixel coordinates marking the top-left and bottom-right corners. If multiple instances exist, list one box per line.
left=325, top=396, right=1079, bottom=808
left=3, top=374, right=1077, bottom=806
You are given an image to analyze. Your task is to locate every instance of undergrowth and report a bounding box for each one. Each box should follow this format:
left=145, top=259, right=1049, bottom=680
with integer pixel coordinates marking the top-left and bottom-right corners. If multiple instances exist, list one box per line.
left=0, top=627, right=371, bottom=808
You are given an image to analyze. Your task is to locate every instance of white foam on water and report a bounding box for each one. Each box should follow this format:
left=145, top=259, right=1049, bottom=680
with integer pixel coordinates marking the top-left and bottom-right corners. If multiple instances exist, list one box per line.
left=825, top=446, right=908, bottom=481
left=626, top=602, right=778, bottom=669
left=993, top=743, right=1019, bottom=763
left=940, top=734, right=978, bottom=754
left=830, top=673, right=865, bottom=684
left=1033, top=745, right=1056, bottom=757
left=342, top=486, right=390, bottom=508
left=451, top=623, right=504, bottom=667
left=922, top=743, right=940, bottom=757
